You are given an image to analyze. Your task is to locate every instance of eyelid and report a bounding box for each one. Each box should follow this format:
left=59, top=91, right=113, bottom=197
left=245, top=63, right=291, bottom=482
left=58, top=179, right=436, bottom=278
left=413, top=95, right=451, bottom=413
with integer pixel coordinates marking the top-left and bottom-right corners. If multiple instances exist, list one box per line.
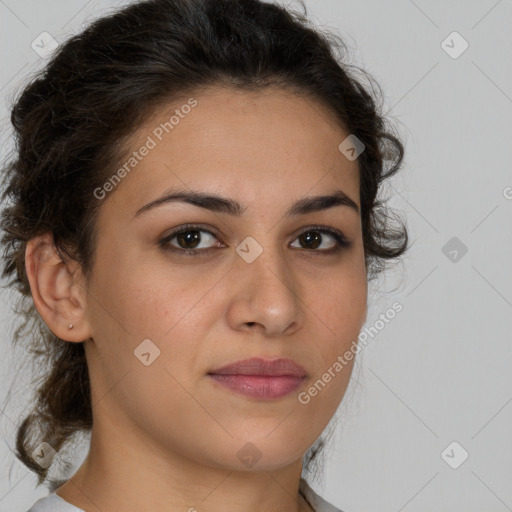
left=160, top=223, right=222, bottom=242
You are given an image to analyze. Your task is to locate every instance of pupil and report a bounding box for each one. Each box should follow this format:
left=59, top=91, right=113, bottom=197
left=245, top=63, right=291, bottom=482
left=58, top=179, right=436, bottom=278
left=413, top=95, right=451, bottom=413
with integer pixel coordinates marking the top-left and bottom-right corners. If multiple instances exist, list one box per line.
left=178, top=230, right=200, bottom=249
left=300, top=231, right=321, bottom=249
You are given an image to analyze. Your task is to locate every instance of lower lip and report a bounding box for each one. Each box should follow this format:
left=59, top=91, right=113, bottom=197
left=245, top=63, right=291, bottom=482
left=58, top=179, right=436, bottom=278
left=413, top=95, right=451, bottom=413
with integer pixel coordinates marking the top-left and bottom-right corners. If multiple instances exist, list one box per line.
left=208, top=374, right=306, bottom=400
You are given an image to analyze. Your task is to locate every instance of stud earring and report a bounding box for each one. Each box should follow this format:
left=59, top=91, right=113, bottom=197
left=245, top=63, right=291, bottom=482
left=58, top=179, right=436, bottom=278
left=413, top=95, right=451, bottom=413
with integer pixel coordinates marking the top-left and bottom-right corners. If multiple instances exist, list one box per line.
left=68, top=324, right=73, bottom=329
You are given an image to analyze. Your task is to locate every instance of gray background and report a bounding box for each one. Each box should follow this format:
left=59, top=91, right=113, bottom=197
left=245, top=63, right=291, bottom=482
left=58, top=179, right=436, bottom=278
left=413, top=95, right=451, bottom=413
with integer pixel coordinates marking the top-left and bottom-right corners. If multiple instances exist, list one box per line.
left=1, top=0, right=511, bottom=511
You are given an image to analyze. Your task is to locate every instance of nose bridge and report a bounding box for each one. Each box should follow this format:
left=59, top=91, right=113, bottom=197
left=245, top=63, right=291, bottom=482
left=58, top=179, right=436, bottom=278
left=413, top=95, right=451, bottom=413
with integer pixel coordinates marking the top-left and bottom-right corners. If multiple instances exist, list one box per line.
left=237, top=232, right=291, bottom=289
left=230, top=233, right=303, bottom=333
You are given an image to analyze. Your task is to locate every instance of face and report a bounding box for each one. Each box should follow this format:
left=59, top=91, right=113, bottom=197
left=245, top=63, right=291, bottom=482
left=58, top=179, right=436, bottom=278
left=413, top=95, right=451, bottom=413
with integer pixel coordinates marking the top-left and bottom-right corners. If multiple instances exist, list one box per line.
left=81, top=85, right=367, bottom=471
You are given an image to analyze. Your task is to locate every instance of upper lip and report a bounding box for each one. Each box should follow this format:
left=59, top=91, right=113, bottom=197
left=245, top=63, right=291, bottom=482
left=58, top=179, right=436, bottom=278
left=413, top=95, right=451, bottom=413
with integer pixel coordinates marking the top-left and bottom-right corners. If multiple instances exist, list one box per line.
left=208, top=357, right=307, bottom=377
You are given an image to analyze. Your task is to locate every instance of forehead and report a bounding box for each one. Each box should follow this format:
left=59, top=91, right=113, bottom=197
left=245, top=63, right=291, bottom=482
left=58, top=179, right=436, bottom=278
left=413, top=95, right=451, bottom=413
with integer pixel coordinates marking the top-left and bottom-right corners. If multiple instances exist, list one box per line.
left=102, top=85, right=360, bottom=216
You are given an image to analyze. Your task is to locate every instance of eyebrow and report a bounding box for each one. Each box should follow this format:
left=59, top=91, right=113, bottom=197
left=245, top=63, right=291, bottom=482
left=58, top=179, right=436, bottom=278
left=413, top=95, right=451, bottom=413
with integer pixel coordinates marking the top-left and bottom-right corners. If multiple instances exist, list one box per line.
left=134, top=188, right=360, bottom=218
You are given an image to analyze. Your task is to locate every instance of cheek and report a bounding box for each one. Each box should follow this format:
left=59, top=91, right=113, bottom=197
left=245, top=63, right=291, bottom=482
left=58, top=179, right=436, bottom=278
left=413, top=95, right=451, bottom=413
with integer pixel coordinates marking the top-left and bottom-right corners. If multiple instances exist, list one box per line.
left=125, top=270, right=220, bottom=343
left=305, top=272, right=366, bottom=409
left=90, top=255, right=194, bottom=335
left=313, top=271, right=367, bottom=341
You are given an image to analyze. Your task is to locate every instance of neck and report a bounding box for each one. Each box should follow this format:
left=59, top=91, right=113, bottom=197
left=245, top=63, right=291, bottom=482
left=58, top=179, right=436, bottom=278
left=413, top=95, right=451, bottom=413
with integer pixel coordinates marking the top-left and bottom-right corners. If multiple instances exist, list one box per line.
left=55, top=418, right=312, bottom=512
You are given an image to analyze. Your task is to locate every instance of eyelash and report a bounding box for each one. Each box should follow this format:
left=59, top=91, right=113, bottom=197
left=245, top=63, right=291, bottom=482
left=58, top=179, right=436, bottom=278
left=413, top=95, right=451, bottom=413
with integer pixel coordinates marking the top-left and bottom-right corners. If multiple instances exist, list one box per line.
left=158, top=224, right=352, bottom=257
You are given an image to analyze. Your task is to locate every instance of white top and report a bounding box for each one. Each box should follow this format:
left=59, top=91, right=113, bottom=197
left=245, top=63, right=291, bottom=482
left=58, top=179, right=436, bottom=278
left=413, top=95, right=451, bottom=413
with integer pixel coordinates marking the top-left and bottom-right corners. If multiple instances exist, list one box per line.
left=26, top=477, right=344, bottom=512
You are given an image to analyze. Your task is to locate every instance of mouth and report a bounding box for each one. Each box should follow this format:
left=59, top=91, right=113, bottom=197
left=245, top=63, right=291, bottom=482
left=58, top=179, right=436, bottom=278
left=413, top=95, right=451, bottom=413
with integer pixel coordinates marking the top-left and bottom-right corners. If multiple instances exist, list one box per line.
left=207, top=357, right=307, bottom=400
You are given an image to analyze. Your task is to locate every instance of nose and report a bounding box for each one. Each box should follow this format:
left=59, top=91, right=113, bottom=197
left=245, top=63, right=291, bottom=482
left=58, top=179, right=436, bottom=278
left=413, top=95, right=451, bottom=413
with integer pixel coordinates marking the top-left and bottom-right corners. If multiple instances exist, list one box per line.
left=225, top=245, right=305, bottom=337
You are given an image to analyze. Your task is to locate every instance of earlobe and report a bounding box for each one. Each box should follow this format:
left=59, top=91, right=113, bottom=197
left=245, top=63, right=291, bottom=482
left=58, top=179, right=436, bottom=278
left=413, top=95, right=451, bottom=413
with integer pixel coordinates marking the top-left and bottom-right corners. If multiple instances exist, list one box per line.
left=25, top=232, right=91, bottom=342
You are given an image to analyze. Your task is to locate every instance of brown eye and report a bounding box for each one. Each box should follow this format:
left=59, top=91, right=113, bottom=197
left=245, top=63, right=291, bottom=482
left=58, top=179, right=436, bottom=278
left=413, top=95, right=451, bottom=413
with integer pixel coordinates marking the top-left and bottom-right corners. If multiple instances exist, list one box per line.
left=175, top=229, right=202, bottom=249
left=291, top=227, right=351, bottom=253
left=159, top=224, right=351, bottom=257
left=159, top=225, right=222, bottom=255
left=297, top=231, right=323, bottom=250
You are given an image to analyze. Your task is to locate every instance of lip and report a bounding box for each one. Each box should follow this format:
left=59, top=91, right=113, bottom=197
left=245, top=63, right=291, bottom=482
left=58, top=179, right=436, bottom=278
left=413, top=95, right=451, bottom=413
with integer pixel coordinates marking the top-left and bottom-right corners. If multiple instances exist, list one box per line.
left=208, top=357, right=307, bottom=377
left=207, top=358, right=307, bottom=400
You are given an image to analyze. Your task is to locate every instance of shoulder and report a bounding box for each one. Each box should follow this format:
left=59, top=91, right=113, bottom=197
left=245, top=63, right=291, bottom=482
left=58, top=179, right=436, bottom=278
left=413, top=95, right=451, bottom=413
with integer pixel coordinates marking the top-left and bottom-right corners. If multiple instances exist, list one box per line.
left=26, top=493, right=85, bottom=512
left=299, top=477, right=346, bottom=512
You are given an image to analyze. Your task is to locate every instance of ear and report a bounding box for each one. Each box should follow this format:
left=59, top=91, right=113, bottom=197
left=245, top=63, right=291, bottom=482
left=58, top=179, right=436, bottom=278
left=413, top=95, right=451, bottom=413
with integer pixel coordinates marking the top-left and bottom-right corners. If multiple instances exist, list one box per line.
left=25, top=232, right=92, bottom=342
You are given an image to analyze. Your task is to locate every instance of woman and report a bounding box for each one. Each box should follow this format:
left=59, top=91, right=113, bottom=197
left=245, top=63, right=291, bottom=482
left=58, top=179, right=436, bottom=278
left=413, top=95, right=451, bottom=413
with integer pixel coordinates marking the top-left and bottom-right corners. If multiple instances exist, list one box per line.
left=0, top=0, right=409, bottom=510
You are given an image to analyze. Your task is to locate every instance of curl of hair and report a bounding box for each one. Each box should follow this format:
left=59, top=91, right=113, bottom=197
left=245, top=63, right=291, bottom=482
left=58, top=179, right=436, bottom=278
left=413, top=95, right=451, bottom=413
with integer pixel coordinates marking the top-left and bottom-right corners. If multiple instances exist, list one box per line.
left=0, top=0, right=409, bottom=488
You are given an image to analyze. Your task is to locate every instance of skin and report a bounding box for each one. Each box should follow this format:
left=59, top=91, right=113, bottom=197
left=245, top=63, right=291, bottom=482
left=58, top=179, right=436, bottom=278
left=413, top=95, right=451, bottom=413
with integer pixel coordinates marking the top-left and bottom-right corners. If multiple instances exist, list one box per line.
left=25, top=85, right=368, bottom=512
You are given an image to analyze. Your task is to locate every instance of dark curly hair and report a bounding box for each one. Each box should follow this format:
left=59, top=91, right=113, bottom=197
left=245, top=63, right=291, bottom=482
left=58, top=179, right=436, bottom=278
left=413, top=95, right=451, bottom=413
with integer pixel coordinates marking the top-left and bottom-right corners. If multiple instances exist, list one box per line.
left=0, top=0, right=409, bottom=490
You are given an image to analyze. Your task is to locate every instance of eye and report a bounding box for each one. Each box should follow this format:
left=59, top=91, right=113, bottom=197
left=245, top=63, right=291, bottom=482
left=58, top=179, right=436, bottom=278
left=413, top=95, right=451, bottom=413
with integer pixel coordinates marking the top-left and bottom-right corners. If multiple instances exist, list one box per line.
left=290, top=226, right=352, bottom=253
left=159, top=224, right=352, bottom=256
left=159, top=225, right=223, bottom=255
